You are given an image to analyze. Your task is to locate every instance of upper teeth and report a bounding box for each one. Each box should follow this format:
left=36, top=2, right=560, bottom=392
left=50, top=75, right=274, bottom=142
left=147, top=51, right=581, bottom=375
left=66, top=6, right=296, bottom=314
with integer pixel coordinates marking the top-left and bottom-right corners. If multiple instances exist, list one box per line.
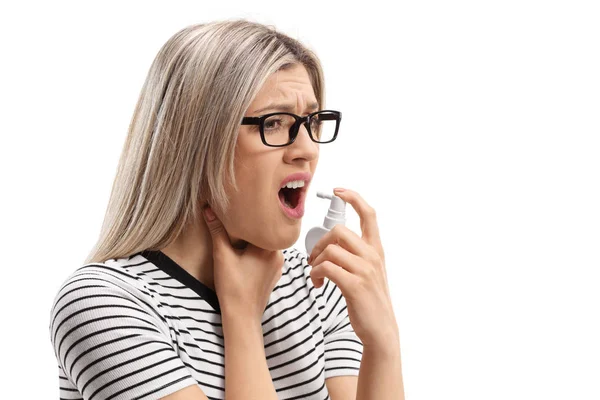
left=281, top=180, right=306, bottom=189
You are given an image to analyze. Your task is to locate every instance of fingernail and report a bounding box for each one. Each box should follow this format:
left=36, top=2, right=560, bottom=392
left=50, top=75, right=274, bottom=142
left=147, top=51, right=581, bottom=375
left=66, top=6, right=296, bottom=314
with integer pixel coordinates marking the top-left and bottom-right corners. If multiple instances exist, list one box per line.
left=203, top=207, right=216, bottom=222
left=334, top=187, right=345, bottom=193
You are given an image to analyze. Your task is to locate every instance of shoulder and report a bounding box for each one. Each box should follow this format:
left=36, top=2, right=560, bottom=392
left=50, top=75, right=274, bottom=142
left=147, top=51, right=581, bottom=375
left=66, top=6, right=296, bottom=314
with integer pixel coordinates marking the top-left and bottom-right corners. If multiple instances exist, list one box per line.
left=282, top=246, right=309, bottom=269
left=281, top=246, right=314, bottom=288
left=263, top=246, right=316, bottom=307
left=49, top=258, right=144, bottom=310
left=48, top=257, right=168, bottom=346
left=281, top=246, right=337, bottom=297
left=50, top=253, right=163, bottom=302
left=48, top=258, right=198, bottom=399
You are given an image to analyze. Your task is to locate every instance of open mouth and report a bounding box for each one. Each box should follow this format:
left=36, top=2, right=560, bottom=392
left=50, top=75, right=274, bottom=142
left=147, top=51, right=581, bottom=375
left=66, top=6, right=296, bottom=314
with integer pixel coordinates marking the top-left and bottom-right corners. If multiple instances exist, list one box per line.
left=278, top=186, right=303, bottom=209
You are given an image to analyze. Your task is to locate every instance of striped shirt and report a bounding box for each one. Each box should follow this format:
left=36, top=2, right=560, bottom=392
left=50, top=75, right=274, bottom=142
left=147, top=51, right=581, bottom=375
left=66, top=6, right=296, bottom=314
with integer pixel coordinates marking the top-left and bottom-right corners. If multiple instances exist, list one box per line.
left=49, top=247, right=363, bottom=399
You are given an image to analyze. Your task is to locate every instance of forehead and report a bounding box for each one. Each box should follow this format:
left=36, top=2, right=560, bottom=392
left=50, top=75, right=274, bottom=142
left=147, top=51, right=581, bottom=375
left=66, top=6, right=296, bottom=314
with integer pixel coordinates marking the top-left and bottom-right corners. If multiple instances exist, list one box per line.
left=251, top=64, right=317, bottom=106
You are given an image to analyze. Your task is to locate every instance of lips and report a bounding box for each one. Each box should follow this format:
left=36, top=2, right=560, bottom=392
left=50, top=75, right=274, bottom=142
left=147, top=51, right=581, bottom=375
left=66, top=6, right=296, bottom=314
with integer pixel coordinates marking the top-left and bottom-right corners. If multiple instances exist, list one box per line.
left=278, top=185, right=307, bottom=218
left=279, top=185, right=306, bottom=208
left=278, top=172, right=311, bottom=205
left=279, top=171, right=312, bottom=188
left=277, top=171, right=311, bottom=217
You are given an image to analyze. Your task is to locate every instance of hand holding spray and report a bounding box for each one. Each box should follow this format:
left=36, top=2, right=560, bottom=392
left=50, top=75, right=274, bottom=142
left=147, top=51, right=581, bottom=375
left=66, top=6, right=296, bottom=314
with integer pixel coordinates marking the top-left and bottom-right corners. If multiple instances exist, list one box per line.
left=305, top=191, right=347, bottom=257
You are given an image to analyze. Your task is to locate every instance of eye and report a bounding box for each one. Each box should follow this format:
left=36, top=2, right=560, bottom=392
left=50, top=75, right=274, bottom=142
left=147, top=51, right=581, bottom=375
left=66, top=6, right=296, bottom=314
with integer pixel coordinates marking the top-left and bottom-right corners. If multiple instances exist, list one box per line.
left=264, top=118, right=283, bottom=130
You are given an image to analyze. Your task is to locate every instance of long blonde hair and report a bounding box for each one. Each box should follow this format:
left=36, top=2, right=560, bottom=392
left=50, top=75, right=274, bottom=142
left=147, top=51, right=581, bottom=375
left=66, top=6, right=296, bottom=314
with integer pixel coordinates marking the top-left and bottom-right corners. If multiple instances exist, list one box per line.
left=84, top=19, right=325, bottom=264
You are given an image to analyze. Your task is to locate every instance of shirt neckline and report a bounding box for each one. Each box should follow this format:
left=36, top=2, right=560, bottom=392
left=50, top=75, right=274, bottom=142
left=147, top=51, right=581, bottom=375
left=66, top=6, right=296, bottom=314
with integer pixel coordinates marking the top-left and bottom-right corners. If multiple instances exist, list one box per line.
left=139, top=249, right=221, bottom=314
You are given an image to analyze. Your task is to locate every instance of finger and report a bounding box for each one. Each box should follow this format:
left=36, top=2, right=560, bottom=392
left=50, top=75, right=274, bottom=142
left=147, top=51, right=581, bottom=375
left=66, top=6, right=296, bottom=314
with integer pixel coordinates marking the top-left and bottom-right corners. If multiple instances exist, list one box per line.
left=202, top=205, right=230, bottom=252
left=332, top=188, right=384, bottom=259
left=310, top=260, right=356, bottom=295
left=309, top=223, right=375, bottom=268
left=311, top=236, right=367, bottom=274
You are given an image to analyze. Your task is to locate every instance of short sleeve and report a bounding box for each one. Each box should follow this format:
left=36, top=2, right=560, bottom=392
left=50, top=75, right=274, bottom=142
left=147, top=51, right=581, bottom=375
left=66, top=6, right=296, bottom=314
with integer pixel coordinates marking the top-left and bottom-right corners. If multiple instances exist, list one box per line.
left=49, top=270, right=199, bottom=400
left=58, top=364, right=83, bottom=400
left=318, top=276, right=364, bottom=379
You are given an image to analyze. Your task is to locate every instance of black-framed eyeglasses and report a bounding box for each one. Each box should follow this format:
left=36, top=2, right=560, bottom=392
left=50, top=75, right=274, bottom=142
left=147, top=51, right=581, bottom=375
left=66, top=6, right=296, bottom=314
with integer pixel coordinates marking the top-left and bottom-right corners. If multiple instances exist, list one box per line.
left=241, top=109, right=342, bottom=147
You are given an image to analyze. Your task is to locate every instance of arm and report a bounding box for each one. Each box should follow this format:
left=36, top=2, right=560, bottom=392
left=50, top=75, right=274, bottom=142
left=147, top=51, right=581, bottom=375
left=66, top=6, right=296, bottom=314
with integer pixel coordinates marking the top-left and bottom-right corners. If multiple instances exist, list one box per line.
left=221, top=309, right=279, bottom=400
left=50, top=275, right=200, bottom=400
left=356, top=330, right=405, bottom=400
left=317, top=274, right=364, bottom=399
left=161, top=384, right=209, bottom=400
left=325, top=331, right=405, bottom=400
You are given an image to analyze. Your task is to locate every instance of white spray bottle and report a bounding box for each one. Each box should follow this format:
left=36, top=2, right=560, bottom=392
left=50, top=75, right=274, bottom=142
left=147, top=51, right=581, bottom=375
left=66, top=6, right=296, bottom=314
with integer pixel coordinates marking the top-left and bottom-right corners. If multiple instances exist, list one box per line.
left=305, top=191, right=347, bottom=259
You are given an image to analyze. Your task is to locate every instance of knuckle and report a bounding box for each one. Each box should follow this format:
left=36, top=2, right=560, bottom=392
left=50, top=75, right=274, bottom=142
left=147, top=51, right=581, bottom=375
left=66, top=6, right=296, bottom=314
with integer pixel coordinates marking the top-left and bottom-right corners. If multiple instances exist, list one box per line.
left=368, top=248, right=381, bottom=265
left=347, top=278, right=361, bottom=297
left=331, top=224, right=344, bottom=234
left=367, top=206, right=377, bottom=218
left=324, top=243, right=337, bottom=256
left=365, top=264, right=377, bottom=278
left=210, top=225, right=224, bottom=236
left=360, top=273, right=372, bottom=289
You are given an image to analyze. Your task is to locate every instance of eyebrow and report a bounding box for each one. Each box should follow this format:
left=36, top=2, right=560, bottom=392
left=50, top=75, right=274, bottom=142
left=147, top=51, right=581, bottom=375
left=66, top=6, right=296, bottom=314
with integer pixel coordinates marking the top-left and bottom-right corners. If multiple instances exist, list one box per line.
left=252, top=102, right=319, bottom=115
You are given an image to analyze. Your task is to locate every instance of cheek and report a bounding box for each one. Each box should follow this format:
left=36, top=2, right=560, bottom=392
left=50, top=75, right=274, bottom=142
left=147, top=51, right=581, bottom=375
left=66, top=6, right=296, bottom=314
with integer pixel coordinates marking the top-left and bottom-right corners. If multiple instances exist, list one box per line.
left=231, top=153, right=280, bottom=215
left=229, top=178, right=274, bottom=215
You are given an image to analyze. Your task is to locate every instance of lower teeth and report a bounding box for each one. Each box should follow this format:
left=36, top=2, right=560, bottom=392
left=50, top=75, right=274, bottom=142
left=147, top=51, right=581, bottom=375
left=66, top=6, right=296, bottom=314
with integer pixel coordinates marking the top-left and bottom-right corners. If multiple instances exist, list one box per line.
left=284, top=199, right=294, bottom=208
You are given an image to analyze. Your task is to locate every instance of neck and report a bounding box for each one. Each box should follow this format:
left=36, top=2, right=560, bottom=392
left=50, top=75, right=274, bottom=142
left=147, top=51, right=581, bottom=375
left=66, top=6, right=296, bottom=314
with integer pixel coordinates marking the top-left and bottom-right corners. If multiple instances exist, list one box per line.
left=160, top=217, right=216, bottom=292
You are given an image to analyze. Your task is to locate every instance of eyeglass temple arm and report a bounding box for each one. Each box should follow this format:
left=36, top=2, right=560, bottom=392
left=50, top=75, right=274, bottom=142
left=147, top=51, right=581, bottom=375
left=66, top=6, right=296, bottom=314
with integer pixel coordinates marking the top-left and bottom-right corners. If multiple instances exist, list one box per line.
left=241, top=117, right=261, bottom=125
left=316, top=114, right=338, bottom=121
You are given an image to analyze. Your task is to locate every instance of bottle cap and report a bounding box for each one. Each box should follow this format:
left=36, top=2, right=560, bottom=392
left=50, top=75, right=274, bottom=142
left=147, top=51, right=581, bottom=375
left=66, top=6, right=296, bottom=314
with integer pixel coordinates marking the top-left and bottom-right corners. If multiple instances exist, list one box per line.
left=317, top=191, right=346, bottom=229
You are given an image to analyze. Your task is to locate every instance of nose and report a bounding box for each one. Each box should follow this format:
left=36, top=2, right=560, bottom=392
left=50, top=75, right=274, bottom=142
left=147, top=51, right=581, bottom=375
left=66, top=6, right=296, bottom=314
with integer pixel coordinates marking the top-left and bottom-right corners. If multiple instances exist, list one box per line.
left=286, top=120, right=319, bottom=157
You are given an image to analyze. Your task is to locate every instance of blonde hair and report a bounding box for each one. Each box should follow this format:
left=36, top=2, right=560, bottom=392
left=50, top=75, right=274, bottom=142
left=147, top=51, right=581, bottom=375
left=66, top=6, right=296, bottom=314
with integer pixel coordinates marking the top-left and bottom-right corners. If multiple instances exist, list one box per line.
left=84, top=19, right=325, bottom=264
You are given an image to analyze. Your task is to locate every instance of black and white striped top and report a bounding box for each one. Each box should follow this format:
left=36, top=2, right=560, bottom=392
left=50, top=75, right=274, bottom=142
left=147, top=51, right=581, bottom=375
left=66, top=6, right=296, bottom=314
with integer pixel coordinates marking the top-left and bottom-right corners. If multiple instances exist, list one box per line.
left=49, top=247, right=363, bottom=400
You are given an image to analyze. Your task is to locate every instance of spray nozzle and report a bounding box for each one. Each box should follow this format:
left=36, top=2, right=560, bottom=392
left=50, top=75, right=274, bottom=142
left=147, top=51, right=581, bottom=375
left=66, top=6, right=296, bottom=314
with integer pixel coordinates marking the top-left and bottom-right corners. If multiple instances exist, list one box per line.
left=316, top=191, right=347, bottom=230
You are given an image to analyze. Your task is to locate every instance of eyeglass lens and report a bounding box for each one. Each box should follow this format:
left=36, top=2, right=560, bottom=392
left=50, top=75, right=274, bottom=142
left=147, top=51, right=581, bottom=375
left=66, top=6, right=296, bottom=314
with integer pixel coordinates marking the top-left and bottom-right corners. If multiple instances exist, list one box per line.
left=262, top=112, right=337, bottom=146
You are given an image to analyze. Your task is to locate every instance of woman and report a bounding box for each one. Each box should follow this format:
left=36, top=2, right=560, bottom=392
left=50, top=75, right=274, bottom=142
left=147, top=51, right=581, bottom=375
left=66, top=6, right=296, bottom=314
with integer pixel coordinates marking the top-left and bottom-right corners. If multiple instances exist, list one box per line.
left=49, top=19, right=403, bottom=400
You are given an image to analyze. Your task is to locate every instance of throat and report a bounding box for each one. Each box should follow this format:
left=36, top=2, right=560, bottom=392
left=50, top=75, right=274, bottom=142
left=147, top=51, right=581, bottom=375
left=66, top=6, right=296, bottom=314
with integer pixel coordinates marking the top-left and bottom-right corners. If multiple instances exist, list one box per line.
left=279, top=187, right=300, bottom=208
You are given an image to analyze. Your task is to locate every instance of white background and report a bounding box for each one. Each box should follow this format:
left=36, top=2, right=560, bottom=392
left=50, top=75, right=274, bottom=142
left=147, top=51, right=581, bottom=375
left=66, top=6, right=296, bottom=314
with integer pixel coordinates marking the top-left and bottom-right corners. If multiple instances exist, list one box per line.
left=1, top=0, right=598, bottom=399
